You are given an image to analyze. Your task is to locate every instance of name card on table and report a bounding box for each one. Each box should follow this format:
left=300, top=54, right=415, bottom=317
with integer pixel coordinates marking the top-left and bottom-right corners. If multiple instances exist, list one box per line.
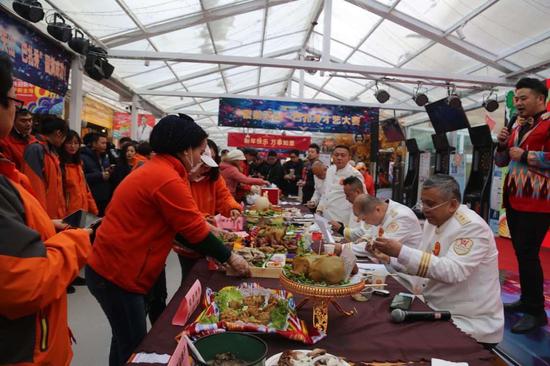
left=215, top=214, right=244, bottom=231
left=172, top=280, right=202, bottom=326
left=167, top=335, right=190, bottom=366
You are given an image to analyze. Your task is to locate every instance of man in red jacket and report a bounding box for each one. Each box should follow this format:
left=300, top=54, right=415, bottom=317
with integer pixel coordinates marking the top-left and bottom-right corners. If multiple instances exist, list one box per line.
left=0, top=108, right=37, bottom=169
left=495, top=77, right=550, bottom=333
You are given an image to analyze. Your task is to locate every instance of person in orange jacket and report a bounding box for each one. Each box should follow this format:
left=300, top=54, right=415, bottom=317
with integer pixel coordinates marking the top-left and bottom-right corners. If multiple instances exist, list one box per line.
left=21, top=115, right=68, bottom=219
left=0, top=108, right=37, bottom=169
left=86, top=114, right=251, bottom=366
left=60, top=129, right=99, bottom=216
left=0, top=52, right=92, bottom=366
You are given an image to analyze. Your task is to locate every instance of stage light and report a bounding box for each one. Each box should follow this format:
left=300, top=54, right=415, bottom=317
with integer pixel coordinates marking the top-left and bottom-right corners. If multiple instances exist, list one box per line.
left=448, top=94, right=462, bottom=108
left=12, top=0, right=44, bottom=23
left=84, top=46, right=115, bottom=81
left=47, top=13, right=73, bottom=43
left=375, top=88, right=390, bottom=103
left=483, top=92, right=499, bottom=112
left=68, top=29, right=89, bottom=55
left=413, top=92, right=429, bottom=106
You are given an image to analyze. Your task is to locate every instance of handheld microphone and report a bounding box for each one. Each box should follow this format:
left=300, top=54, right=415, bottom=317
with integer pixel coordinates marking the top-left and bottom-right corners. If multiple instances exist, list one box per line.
left=390, top=309, right=451, bottom=323
left=506, top=114, right=518, bottom=133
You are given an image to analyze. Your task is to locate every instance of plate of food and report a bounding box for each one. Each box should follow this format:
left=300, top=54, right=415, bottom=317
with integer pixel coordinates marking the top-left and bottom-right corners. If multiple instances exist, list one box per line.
left=265, top=349, right=349, bottom=366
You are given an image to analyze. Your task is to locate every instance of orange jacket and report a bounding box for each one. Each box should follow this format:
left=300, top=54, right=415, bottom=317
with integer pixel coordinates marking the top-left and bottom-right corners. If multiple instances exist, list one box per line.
left=21, top=142, right=66, bottom=219
left=89, top=154, right=211, bottom=294
left=362, top=172, right=375, bottom=196
left=0, top=129, right=37, bottom=170
left=63, top=163, right=99, bottom=216
left=132, top=153, right=149, bottom=171
left=0, top=164, right=91, bottom=365
left=190, top=176, right=242, bottom=217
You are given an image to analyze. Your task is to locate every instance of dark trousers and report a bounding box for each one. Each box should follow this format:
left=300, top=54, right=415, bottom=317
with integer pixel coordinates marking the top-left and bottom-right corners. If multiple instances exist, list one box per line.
left=178, top=255, right=198, bottom=285
left=506, top=205, right=550, bottom=316
left=145, top=269, right=167, bottom=325
left=302, top=188, right=314, bottom=204
left=86, top=266, right=147, bottom=366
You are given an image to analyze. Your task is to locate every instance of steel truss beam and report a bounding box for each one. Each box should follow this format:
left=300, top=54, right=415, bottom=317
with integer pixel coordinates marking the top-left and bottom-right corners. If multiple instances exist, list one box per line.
left=102, top=0, right=296, bottom=48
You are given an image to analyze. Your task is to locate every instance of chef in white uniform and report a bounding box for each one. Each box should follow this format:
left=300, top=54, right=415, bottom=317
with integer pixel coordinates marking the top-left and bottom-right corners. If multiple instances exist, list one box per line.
left=373, top=174, right=504, bottom=345
left=316, top=145, right=364, bottom=225
left=329, top=176, right=368, bottom=241
left=353, top=194, right=423, bottom=291
left=307, top=160, right=327, bottom=208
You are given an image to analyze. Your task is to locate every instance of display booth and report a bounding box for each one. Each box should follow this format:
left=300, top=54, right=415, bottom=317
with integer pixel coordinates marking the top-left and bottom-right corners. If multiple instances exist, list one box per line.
left=463, top=124, right=494, bottom=221
left=431, top=133, right=455, bottom=175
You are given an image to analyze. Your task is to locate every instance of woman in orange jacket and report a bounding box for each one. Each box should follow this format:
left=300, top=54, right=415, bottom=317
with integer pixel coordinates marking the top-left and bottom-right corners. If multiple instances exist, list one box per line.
left=60, top=129, right=99, bottom=215
left=0, top=53, right=92, bottom=366
left=22, top=115, right=68, bottom=219
left=86, top=114, right=250, bottom=366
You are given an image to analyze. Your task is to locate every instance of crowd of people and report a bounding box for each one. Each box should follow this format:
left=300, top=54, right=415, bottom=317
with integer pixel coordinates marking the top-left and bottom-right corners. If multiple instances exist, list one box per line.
left=0, top=47, right=548, bottom=366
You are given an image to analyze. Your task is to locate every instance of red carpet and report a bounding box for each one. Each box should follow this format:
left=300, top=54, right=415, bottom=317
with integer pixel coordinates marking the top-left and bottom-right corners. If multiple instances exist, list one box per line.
left=496, top=236, right=550, bottom=278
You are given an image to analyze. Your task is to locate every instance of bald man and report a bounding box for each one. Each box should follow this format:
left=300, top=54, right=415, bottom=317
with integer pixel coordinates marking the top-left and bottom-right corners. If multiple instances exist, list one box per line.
left=306, top=160, right=327, bottom=209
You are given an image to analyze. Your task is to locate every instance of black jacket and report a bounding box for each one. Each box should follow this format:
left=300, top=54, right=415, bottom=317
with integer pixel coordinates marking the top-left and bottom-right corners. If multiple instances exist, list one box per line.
left=81, top=147, right=112, bottom=205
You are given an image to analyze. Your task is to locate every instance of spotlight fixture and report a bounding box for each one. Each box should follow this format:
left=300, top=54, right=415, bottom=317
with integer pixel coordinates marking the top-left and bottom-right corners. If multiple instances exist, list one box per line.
left=68, top=29, right=89, bottom=55
left=413, top=83, right=429, bottom=106
left=84, top=46, right=115, bottom=81
left=483, top=91, right=499, bottom=112
left=47, top=13, right=73, bottom=43
left=304, top=54, right=320, bottom=75
left=12, top=0, right=44, bottom=23
left=374, top=83, right=390, bottom=103
left=446, top=85, right=461, bottom=108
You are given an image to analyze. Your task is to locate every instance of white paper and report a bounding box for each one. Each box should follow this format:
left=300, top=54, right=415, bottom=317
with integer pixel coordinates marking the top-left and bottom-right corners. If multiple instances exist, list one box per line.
left=314, top=214, right=335, bottom=244
left=130, top=352, right=171, bottom=363
left=432, top=358, right=468, bottom=366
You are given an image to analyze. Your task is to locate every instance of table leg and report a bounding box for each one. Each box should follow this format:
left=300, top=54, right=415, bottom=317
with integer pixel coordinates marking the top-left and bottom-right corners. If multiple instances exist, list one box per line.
left=313, top=300, right=328, bottom=333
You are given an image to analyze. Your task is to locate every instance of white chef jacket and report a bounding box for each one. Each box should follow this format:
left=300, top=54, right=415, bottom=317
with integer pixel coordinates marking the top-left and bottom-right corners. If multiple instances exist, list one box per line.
left=317, top=163, right=364, bottom=224
left=396, top=205, right=504, bottom=344
left=309, top=176, right=326, bottom=206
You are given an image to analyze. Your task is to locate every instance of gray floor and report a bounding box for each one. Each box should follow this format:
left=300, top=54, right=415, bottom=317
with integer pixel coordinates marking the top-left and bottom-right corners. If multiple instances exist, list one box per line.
left=68, top=252, right=182, bottom=366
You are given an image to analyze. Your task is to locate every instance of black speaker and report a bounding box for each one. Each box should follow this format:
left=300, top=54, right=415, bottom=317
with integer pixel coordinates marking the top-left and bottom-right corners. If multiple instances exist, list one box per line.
left=13, top=0, right=44, bottom=23
left=47, top=13, right=72, bottom=43
left=68, top=29, right=89, bottom=55
left=101, top=61, right=114, bottom=79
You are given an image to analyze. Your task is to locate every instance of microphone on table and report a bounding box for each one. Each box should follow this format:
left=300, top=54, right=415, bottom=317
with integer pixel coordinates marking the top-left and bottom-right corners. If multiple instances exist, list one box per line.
left=390, top=309, right=451, bottom=323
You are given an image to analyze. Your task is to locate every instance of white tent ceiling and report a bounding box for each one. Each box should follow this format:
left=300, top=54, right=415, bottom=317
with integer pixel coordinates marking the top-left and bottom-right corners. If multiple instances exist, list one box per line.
left=8, top=0, right=550, bottom=147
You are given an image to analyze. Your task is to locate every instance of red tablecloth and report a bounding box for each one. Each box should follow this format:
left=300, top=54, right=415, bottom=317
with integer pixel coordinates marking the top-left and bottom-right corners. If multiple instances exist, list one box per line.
left=132, top=260, right=495, bottom=365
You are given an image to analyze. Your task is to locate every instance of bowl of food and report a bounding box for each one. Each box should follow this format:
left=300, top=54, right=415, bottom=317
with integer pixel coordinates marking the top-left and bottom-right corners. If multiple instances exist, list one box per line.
left=193, top=332, right=268, bottom=366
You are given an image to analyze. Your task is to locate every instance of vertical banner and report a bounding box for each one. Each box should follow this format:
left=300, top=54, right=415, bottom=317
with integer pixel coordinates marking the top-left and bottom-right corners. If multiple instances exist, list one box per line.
left=417, top=152, right=431, bottom=206
left=219, top=97, right=378, bottom=134
left=0, top=7, right=71, bottom=95
left=489, top=166, right=507, bottom=235
left=136, top=114, right=155, bottom=141
left=449, top=153, right=466, bottom=196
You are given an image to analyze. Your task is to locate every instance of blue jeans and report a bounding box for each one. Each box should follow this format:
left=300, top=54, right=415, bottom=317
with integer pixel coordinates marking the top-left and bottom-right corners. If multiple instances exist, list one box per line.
left=86, top=266, right=147, bottom=366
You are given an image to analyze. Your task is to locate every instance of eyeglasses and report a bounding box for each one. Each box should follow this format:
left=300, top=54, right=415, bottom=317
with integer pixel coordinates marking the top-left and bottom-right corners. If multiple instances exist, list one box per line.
left=7, top=96, right=25, bottom=111
left=416, top=200, right=451, bottom=212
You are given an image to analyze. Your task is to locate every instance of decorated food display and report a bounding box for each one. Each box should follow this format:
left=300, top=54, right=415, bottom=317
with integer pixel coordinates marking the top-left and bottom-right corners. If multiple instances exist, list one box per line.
left=185, top=283, right=322, bottom=344
left=266, top=349, right=349, bottom=366
left=286, top=255, right=347, bottom=286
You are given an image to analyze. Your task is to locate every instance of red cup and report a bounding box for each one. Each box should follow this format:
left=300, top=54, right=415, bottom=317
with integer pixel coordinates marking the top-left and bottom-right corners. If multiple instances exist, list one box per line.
left=311, top=231, right=322, bottom=242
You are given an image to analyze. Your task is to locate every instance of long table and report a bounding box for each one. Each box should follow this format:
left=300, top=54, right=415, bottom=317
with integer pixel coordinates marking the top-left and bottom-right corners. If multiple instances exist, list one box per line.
left=133, top=259, right=496, bottom=365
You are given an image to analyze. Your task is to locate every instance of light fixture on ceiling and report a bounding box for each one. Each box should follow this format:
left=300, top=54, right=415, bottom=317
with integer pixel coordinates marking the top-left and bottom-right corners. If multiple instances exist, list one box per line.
left=483, top=91, right=499, bottom=112
left=84, top=46, right=115, bottom=81
left=447, top=84, right=462, bottom=108
left=304, top=54, right=320, bottom=75
left=374, top=82, right=390, bottom=103
left=144, top=59, right=150, bottom=67
left=46, top=13, right=73, bottom=43
left=12, top=0, right=44, bottom=23
left=413, top=82, right=429, bottom=106
left=68, top=29, right=89, bottom=55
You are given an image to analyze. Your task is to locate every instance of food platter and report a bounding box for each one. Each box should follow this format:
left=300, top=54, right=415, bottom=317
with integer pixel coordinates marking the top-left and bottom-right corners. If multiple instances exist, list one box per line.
left=265, top=349, right=349, bottom=366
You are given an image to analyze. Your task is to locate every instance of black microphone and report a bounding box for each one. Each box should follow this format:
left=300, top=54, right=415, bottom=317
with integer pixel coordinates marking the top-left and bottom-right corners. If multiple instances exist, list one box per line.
left=390, top=309, right=451, bottom=323
left=506, top=113, right=518, bottom=133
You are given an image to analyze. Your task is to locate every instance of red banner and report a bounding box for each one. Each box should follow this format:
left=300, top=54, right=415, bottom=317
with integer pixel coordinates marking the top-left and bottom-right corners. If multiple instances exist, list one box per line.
left=227, top=132, right=311, bottom=150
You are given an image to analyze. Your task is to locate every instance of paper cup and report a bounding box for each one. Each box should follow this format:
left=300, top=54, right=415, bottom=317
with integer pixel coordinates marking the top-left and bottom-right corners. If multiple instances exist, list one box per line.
left=324, top=244, right=335, bottom=255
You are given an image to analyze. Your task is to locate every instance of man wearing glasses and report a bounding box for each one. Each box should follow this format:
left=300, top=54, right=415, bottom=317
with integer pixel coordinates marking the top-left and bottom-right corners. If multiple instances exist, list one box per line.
left=0, top=107, right=37, bottom=170
left=373, top=174, right=504, bottom=347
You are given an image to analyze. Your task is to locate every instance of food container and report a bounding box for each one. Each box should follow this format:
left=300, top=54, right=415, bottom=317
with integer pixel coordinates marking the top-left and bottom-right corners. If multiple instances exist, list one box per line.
left=261, top=188, right=280, bottom=205
left=193, top=332, right=268, bottom=366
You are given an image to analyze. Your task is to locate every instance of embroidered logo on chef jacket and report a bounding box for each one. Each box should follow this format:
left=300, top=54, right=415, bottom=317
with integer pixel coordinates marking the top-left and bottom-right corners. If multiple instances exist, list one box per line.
left=432, top=241, right=441, bottom=256
left=453, top=238, right=473, bottom=255
left=386, top=221, right=399, bottom=233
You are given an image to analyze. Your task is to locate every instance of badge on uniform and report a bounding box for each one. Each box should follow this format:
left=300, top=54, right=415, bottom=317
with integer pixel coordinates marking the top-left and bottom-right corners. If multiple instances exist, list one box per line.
left=432, top=242, right=441, bottom=256
left=453, top=238, right=473, bottom=256
left=386, top=221, right=399, bottom=233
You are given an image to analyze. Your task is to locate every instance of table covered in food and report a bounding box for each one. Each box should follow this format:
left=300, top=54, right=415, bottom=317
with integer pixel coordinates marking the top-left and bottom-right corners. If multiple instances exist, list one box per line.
left=130, top=202, right=497, bottom=366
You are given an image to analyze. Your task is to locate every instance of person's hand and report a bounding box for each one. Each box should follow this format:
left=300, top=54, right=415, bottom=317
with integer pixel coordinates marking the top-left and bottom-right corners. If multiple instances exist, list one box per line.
left=297, top=180, right=305, bottom=187
left=227, top=253, right=251, bottom=277
left=230, top=209, right=241, bottom=221
left=330, top=220, right=342, bottom=232
left=284, top=174, right=291, bottom=180
left=373, top=237, right=402, bottom=258
left=368, top=246, right=390, bottom=264
left=51, top=219, right=69, bottom=231
left=497, top=128, right=509, bottom=147
left=307, top=201, right=317, bottom=209
left=334, top=243, right=343, bottom=256
left=509, top=147, right=524, bottom=161
left=260, top=180, right=269, bottom=186
left=205, top=215, right=217, bottom=225
left=315, top=208, right=323, bottom=215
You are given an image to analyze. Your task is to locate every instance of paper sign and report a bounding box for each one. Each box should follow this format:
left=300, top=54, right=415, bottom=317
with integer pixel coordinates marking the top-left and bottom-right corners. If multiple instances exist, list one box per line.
left=167, top=335, right=191, bottom=366
left=130, top=353, right=171, bottom=364
left=172, top=280, right=202, bottom=326
left=215, top=215, right=244, bottom=231
left=314, top=214, right=335, bottom=244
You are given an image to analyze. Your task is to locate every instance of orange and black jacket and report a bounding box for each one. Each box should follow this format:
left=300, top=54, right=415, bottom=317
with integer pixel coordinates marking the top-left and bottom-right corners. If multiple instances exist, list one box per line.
left=63, top=162, right=99, bottom=216
left=0, top=158, right=91, bottom=365
left=0, top=129, right=37, bottom=170
left=21, top=142, right=66, bottom=219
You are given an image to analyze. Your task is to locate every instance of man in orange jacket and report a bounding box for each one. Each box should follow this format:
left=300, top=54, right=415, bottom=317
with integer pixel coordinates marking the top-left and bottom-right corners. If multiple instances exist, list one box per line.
left=0, top=108, right=37, bottom=169
left=0, top=52, right=92, bottom=366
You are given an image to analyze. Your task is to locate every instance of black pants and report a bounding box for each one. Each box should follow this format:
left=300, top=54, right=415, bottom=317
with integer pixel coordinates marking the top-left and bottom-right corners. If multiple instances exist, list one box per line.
left=178, top=255, right=198, bottom=285
left=302, top=188, right=314, bottom=204
left=145, top=269, right=167, bottom=325
left=506, top=205, right=550, bottom=316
